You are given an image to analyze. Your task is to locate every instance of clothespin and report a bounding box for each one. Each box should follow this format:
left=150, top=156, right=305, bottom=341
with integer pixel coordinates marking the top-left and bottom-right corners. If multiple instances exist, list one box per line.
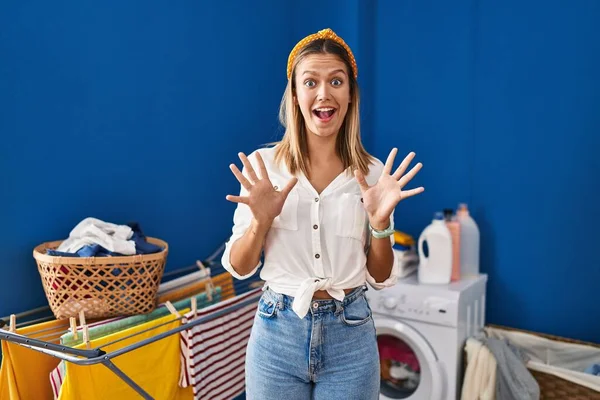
left=78, top=310, right=86, bottom=328
left=191, top=296, right=197, bottom=318
left=196, top=260, right=208, bottom=277
left=196, top=260, right=214, bottom=302
left=164, top=301, right=181, bottom=319
left=9, top=314, right=16, bottom=333
left=78, top=310, right=90, bottom=347
left=205, top=281, right=214, bottom=302
left=70, top=317, right=78, bottom=340
left=82, top=325, right=91, bottom=350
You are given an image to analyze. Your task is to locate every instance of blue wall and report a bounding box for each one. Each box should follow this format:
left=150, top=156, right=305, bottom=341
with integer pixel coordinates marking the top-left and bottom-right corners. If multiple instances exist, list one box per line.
left=0, top=1, right=292, bottom=315
left=374, top=0, right=600, bottom=342
left=1, top=1, right=599, bottom=343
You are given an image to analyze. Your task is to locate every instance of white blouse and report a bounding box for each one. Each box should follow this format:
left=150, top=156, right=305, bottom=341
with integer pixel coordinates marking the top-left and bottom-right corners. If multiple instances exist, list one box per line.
left=221, top=146, right=399, bottom=318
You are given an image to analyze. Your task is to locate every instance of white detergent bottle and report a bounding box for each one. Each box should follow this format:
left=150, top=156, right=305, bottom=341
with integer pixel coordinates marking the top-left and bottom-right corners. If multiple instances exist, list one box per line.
left=456, top=203, right=480, bottom=277
left=418, top=212, right=453, bottom=284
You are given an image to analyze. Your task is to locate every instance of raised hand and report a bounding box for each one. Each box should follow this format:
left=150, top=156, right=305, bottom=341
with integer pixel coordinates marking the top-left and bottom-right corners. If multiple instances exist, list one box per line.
left=354, top=148, right=424, bottom=228
left=226, top=152, right=298, bottom=226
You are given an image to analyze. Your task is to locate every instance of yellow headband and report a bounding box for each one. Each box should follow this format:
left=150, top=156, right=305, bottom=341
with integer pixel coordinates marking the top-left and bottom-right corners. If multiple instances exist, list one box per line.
left=286, top=28, right=358, bottom=81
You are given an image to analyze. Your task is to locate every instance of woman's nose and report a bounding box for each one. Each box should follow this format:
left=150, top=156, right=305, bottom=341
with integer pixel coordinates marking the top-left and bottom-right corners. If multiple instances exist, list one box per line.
left=317, top=83, right=330, bottom=101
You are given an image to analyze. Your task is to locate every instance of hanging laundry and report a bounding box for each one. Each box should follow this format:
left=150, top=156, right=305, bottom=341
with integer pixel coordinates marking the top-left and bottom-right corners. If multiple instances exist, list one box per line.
left=461, top=337, right=497, bottom=400
left=60, top=288, right=221, bottom=347
left=486, top=337, right=540, bottom=400
left=53, top=312, right=193, bottom=400
left=0, top=319, right=70, bottom=400
left=179, top=288, right=262, bottom=400
left=158, top=272, right=235, bottom=304
left=461, top=335, right=540, bottom=400
left=158, top=268, right=211, bottom=295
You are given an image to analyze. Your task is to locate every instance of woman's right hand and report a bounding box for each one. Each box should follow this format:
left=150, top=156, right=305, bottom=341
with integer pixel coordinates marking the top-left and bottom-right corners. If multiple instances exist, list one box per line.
left=226, top=152, right=298, bottom=226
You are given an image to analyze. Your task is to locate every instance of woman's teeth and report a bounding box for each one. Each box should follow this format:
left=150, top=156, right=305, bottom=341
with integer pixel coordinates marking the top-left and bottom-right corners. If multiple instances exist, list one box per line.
left=313, top=108, right=336, bottom=120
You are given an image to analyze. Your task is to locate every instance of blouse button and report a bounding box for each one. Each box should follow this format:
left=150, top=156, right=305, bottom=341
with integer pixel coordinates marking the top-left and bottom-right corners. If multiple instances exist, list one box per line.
left=314, top=197, right=319, bottom=202
left=313, top=224, right=318, bottom=230
left=315, top=253, right=320, bottom=259
left=273, top=185, right=278, bottom=190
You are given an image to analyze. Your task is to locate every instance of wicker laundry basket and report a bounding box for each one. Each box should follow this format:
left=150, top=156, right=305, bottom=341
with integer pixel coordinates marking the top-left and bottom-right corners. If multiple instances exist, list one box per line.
left=33, top=238, right=168, bottom=319
left=464, top=324, right=600, bottom=400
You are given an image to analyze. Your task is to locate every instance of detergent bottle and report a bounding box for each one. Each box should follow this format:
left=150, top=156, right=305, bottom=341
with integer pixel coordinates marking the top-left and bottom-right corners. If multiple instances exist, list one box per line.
left=443, top=208, right=461, bottom=282
left=418, top=212, right=452, bottom=284
left=456, top=203, right=480, bottom=277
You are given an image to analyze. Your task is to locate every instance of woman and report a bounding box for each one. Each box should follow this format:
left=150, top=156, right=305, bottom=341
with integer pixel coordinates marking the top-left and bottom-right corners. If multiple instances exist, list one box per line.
left=222, top=28, right=424, bottom=400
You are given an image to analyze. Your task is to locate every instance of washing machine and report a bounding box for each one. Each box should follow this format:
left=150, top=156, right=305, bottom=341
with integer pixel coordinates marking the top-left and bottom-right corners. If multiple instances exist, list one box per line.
left=366, top=274, right=487, bottom=400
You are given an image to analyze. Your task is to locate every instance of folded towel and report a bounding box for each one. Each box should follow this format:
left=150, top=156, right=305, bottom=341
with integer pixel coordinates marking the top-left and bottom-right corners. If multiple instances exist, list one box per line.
left=394, top=248, right=419, bottom=278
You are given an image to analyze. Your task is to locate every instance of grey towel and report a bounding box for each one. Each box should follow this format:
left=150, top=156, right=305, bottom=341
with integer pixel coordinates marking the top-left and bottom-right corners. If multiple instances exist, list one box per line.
left=484, top=337, right=540, bottom=400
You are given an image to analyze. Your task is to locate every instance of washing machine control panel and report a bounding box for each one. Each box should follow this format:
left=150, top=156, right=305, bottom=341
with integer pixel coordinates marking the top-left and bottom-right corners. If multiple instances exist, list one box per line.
left=372, top=292, right=458, bottom=326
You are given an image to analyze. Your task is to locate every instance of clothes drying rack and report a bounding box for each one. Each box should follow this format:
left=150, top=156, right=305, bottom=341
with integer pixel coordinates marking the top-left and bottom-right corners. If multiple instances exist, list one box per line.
left=0, top=242, right=229, bottom=330
left=0, top=242, right=263, bottom=400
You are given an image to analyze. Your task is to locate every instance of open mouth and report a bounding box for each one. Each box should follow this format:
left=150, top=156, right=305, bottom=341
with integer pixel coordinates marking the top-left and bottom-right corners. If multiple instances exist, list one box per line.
left=312, top=107, right=336, bottom=122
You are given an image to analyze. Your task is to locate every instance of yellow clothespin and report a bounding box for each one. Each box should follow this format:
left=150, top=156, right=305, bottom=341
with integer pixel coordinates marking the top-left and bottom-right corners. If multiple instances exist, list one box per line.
left=9, top=314, right=16, bottom=333
left=191, top=296, right=197, bottom=318
left=164, top=301, right=181, bottom=319
left=82, top=325, right=91, bottom=350
left=70, top=317, right=78, bottom=340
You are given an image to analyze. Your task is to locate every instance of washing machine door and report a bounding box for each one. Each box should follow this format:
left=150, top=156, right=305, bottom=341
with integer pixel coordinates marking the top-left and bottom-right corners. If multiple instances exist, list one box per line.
left=375, top=317, right=445, bottom=400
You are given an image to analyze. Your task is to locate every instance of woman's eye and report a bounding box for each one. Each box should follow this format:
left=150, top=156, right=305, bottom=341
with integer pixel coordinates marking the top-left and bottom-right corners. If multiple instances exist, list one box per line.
left=304, top=80, right=316, bottom=87
left=331, top=79, right=343, bottom=86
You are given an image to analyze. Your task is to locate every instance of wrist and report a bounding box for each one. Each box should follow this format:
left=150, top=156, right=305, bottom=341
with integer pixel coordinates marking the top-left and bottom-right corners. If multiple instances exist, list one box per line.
left=369, top=218, right=394, bottom=239
left=251, top=218, right=273, bottom=234
left=369, top=218, right=390, bottom=231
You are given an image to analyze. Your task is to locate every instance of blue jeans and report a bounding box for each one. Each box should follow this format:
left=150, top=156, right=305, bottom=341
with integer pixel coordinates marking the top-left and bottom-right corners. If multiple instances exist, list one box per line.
left=245, top=286, right=380, bottom=400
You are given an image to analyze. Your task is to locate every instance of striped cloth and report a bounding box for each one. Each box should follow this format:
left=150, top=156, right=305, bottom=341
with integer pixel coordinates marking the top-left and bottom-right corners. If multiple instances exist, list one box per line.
left=179, top=288, right=261, bottom=400
left=49, top=361, right=66, bottom=399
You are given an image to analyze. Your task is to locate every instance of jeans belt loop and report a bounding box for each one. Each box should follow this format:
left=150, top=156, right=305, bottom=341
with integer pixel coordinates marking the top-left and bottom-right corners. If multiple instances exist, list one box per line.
left=334, top=301, right=343, bottom=316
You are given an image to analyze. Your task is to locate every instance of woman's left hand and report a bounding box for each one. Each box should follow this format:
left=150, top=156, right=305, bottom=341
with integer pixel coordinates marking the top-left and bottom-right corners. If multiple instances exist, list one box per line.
left=354, top=148, right=424, bottom=230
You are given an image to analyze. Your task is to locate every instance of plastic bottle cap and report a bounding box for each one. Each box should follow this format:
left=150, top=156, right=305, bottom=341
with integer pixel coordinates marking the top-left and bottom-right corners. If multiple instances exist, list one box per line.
left=457, top=203, right=470, bottom=216
left=443, top=208, right=454, bottom=220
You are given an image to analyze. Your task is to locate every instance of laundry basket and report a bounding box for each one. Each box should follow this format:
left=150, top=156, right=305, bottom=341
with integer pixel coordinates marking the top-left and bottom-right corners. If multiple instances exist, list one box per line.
left=33, top=238, right=168, bottom=319
left=465, top=324, right=600, bottom=400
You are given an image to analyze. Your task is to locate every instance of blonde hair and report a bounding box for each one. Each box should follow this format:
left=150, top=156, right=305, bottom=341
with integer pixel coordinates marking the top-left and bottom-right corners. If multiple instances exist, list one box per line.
left=273, top=39, right=374, bottom=178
